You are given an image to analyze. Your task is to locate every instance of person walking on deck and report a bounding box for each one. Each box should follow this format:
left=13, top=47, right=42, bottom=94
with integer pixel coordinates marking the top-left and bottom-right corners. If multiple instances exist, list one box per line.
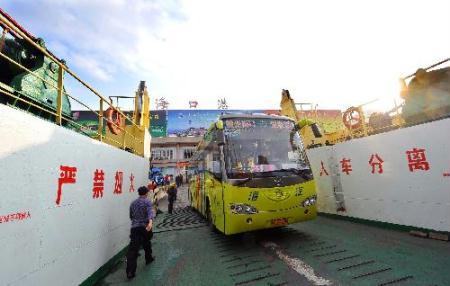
left=126, top=186, right=155, bottom=279
left=164, top=174, right=170, bottom=186
left=176, top=174, right=182, bottom=187
left=167, top=182, right=177, bottom=214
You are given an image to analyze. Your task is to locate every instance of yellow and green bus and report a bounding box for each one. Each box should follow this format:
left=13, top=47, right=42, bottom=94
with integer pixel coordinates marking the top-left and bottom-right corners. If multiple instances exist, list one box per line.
left=189, top=114, right=317, bottom=235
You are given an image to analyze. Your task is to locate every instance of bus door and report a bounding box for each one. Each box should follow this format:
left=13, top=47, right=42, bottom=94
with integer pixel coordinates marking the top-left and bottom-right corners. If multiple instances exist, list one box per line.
left=206, top=152, right=225, bottom=231
left=199, top=171, right=206, bottom=214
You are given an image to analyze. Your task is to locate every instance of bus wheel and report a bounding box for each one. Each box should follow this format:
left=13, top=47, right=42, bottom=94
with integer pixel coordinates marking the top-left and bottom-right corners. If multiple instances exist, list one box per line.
left=206, top=203, right=212, bottom=225
left=205, top=200, right=216, bottom=232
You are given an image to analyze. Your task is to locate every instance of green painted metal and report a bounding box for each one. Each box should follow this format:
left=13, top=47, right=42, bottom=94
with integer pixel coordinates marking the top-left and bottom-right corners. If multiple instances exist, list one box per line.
left=80, top=246, right=128, bottom=286
left=97, top=208, right=450, bottom=285
left=285, top=217, right=450, bottom=286
left=318, top=212, right=450, bottom=237
left=0, top=36, right=72, bottom=118
left=96, top=210, right=302, bottom=286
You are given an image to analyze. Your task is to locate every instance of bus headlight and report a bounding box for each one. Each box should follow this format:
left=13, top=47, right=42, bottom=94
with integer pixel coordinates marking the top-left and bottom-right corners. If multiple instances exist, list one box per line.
left=230, top=203, right=258, bottom=214
left=302, top=195, right=317, bottom=207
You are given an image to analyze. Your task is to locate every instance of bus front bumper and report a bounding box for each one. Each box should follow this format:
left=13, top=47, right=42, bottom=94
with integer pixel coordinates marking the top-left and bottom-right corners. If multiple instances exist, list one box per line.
left=224, top=205, right=317, bottom=235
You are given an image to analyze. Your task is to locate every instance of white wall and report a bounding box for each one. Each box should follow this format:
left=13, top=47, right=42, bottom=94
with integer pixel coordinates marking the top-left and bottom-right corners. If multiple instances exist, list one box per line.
left=307, top=118, right=450, bottom=232
left=0, top=105, right=150, bottom=285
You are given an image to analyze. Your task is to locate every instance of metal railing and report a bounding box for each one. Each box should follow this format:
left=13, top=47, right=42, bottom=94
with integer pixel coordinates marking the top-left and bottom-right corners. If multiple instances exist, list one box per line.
left=325, top=101, right=450, bottom=145
left=0, top=12, right=145, bottom=156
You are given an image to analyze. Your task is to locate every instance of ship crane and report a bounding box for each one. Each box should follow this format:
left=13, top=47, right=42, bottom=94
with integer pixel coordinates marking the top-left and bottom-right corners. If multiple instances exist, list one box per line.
left=280, top=89, right=332, bottom=148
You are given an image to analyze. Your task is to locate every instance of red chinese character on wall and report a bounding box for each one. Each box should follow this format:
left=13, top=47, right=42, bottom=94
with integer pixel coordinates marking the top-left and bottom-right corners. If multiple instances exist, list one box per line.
left=340, top=158, right=352, bottom=175
left=369, top=153, right=384, bottom=174
left=92, top=169, right=105, bottom=198
left=319, top=160, right=329, bottom=176
left=56, top=165, right=77, bottom=205
left=406, top=148, right=430, bottom=172
left=113, top=171, right=123, bottom=194
left=129, top=173, right=135, bottom=192
left=443, top=161, right=450, bottom=177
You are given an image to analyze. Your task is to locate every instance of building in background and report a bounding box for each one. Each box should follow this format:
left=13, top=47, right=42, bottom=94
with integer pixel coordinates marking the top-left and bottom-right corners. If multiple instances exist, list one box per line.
left=150, top=136, right=201, bottom=180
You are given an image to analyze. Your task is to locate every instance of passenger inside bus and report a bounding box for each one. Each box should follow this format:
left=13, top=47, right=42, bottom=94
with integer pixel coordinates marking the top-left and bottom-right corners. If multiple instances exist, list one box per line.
left=257, top=155, right=268, bottom=165
left=225, top=119, right=307, bottom=178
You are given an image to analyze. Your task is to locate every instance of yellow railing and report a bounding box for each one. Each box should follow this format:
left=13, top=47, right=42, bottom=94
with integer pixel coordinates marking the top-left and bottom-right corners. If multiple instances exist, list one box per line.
left=320, top=101, right=450, bottom=146
left=0, top=13, right=145, bottom=156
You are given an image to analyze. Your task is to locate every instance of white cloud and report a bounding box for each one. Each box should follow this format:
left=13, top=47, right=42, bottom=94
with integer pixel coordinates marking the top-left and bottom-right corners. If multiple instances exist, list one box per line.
left=4, top=0, right=450, bottom=111
left=4, top=0, right=186, bottom=82
left=71, top=54, right=112, bottom=81
left=135, top=0, right=450, bottom=111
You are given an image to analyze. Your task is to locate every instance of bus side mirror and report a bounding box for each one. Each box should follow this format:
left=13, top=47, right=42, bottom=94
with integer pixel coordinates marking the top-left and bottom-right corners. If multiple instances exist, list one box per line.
left=311, top=123, right=323, bottom=138
left=215, top=120, right=224, bottom=130
left=216, top=129, right=225, bottom=146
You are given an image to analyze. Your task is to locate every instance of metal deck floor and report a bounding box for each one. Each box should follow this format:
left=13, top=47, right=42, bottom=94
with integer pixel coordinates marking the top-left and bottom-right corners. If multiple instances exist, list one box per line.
left=97, top=187, right=450, bottom=286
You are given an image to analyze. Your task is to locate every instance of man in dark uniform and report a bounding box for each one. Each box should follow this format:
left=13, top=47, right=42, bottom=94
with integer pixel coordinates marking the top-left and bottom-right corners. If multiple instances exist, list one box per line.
left=167, top=182, right=177, bottom=214
left=126, top=186, right=154, bottom=279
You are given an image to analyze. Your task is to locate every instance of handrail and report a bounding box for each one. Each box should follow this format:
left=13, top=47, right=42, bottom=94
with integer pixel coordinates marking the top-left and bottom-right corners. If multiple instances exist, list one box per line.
left=403, top=58, right=450, bottom=80
left=0, top=43, right=143, bottom=145
left=0, top=13, right=146, bottom=156
left=0, top=89, right=144, bottom=156
left=0, top=51, right=58, bottom=91
left=0, top=12, right=141, bottom=131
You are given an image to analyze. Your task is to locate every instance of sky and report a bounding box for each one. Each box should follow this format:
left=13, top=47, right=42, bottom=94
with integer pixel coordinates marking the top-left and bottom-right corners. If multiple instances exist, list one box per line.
left=2, top=0, right=450, bottom=112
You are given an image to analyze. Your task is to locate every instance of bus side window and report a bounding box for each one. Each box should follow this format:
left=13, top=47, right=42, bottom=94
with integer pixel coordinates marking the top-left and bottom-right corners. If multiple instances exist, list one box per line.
left=213, top=160, right=221, bottom=178
left=207, top=152, right=222, bottom=179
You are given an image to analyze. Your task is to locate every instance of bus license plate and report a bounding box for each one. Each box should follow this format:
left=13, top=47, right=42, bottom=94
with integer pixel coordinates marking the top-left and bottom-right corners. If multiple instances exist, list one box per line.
left=271, top=218, right=288, bottom=226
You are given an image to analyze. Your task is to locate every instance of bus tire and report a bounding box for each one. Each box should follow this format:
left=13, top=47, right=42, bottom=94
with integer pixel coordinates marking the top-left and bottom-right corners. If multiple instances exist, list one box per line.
left=205, top=200, right=212, bottom=225
left=205, top=199, right=217, bottom=232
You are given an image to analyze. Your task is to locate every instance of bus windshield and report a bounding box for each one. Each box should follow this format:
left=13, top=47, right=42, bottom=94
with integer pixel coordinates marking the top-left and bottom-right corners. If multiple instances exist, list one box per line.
left=223, top=117, right=309, bottom=179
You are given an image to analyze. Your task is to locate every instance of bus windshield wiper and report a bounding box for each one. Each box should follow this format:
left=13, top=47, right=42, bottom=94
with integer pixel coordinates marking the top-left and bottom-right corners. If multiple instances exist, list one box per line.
left=253, top=172, right=277, bottom=178
left=233, top=176, right=253, bottom=185
left=278, top=168, right=313, bottom=179
left=278, top=168, right=304, bottom=175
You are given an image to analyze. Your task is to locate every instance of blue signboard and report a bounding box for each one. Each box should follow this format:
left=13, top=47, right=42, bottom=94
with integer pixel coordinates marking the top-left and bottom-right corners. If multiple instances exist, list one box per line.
left=167, top=110, right=262, bottom=137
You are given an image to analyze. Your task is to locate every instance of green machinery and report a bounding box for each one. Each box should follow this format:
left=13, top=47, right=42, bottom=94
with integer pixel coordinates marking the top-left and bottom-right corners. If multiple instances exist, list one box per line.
left=401, top=59, right=450, bottom=125
left=0, top=19, right=72, bottom=121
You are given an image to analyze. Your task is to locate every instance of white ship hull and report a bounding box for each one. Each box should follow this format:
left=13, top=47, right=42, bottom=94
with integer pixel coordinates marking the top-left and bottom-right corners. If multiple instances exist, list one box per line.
left=0, top=105, right=150, bottom=285
left=307, top=117, right=450, bottom=232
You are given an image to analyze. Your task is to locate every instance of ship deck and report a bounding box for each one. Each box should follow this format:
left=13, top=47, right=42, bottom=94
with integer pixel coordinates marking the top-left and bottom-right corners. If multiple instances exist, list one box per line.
left=97, top=186, right=450, bottom=286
